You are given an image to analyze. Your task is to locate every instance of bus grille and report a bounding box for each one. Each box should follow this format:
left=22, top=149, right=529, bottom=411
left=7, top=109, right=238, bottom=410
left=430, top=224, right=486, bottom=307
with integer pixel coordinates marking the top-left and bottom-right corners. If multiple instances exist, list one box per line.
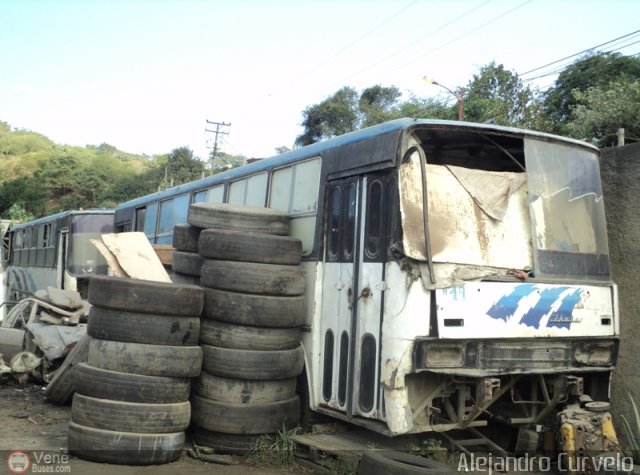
left=479, top=341, right=572, bottom=370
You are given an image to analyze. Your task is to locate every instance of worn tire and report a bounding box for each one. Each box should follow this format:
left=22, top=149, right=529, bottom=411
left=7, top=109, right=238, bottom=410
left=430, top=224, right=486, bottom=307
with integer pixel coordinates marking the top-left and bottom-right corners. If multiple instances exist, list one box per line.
left=193, top=372, right=297, bottom=404
left=192, top=426, right=270, bottom=455
left=356, top=451, right=455, bottom=475
left=201, top=344, right=304, bottom=380
left=200, top=260, right=305, bottom=296
left=171, top=272, right=201, bottom=286
left=45, top=334, right=90, bottom=404
left=71, top=393, right=190, bottom=433
left=88, top=275, right=204, bottom=316
left=88, top=339, right=202, bottom=378
left=198, top=229, right=302, bottom=265
left=68, top=421, right=184, bottom=465
left=172, top=223, right=200, bottom=252
left=88, top=307, right=200, bottom=346
left=202, top=288, right=306, bottom=327
left=188, top=202, right=289, bottom=235
left=200, top=319, right=301, bottom=351
left=191, top=394, right=300, bottom=435
left=172, top=251, right=204, bottom=276
left=74, top=363, right=190, bottom=403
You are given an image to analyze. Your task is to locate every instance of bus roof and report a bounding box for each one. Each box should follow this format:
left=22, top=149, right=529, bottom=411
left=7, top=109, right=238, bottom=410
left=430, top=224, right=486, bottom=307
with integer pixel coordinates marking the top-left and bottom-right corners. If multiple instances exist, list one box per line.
left=9, top=209, right=114, bottom=231
left=115, top=118, right=598, bottom=211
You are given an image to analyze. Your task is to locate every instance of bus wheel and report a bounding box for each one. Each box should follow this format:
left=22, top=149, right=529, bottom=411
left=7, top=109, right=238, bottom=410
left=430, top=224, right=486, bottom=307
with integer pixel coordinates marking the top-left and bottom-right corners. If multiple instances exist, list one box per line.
left=357, top=451, right=455, bottom=475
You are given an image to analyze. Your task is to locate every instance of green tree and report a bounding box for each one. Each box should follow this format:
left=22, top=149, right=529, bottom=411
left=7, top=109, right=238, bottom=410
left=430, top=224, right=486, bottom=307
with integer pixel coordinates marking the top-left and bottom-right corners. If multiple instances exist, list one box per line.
left=0, top=176, right=47, bottom=218
left=295, top=87, right=359, bottom=146
left=359, top=85, right=403, bottom=127
left=159, top=147, right=206, bottom=189
left=544, top=52, right=640, bottom=134
left=566, top=78, right=640, bottom=147
left=463, top=62, right=546, bottom=129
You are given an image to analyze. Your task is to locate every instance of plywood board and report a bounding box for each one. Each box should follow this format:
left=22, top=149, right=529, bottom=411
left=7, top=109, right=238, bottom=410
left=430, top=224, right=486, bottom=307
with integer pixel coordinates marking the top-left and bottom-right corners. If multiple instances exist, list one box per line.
left=100, top=232, right=171, bottom=282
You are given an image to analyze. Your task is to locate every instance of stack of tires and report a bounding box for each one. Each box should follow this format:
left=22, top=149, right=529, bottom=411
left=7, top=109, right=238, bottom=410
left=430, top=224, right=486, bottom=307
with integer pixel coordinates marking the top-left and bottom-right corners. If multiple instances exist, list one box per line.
left=186, top=203, right=307, bottom=455
left=171, top=223, right=204, bottom=286
left=68, top=276, right=204, bottom=465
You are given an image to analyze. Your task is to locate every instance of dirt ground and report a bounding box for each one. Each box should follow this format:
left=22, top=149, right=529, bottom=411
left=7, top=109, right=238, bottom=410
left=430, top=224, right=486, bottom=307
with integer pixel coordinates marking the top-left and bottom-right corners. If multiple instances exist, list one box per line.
left=0, top=381, right=308, bottom=475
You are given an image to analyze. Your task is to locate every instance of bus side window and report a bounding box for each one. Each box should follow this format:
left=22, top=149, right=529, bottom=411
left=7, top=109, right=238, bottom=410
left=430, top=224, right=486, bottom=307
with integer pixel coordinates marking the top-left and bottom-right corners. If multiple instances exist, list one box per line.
left=328, top=186, right=342, bottom=262
left=364, top=179, right=385, bottom=261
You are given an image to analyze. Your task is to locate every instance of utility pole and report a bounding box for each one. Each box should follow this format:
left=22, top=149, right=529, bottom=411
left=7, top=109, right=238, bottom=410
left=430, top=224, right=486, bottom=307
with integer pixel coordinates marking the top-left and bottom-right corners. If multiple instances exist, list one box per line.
left=205, top=120, right=231, bottom=172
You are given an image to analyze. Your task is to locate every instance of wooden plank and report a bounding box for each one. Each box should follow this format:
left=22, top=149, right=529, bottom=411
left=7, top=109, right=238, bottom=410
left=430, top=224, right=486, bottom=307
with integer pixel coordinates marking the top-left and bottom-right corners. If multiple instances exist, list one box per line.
left=152, top=244, right=175, bottom=267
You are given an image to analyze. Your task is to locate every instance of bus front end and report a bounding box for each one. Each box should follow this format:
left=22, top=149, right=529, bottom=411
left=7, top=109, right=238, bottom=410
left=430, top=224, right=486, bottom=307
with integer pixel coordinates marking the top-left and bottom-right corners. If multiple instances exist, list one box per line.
left=384, top=126, right=618, bottom=458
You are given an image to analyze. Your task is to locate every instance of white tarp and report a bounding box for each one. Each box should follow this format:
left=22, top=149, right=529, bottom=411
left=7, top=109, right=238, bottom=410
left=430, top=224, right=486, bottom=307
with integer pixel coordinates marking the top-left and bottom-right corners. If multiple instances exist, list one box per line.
left=399, top=156, right=533, bottom=277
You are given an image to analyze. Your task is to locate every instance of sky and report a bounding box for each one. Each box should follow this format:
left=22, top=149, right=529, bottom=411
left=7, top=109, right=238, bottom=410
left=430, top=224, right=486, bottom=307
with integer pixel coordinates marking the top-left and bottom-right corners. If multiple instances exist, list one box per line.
left=1, top=0, right=639, bottom=162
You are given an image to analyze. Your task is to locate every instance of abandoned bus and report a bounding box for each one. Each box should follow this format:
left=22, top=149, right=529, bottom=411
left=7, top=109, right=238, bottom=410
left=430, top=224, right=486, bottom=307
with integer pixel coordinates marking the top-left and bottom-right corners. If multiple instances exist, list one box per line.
left=114, top=118, right=617, bottom=448
left=2, top=209, right=115, bottom=309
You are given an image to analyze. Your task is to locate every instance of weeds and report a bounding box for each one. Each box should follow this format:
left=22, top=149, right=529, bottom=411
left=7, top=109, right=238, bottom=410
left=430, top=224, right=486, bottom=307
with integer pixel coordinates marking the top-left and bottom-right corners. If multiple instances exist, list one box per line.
left=247, top=425, right=301, bottom=467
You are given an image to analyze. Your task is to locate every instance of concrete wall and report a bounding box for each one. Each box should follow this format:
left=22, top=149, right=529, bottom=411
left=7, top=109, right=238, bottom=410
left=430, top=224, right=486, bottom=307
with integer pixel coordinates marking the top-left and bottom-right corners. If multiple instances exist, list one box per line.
left=600, top=142, right=640, bottom=432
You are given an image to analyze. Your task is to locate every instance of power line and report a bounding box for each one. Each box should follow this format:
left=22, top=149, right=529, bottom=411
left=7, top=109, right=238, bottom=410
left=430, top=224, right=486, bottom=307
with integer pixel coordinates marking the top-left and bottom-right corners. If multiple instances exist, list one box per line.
left=518, top=28, right=640, bottom=77
left=277, top=1, right=418, bottom=90
left=348, top=0, right=493, bottom=79
left=521, top=39, right=640, bottom=83
left=380, top=0, right=533, bottom=77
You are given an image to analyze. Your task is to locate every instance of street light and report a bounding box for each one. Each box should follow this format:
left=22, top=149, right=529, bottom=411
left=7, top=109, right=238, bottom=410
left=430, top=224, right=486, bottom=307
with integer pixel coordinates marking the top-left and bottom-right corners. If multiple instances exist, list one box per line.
left=423, top=76, right=464, bottom=121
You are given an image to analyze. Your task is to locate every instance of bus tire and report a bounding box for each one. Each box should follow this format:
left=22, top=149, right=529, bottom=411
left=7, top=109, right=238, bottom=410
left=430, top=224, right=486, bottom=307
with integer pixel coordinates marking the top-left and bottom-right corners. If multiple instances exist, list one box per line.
left=200, top=319, right=301, bottom=351
left=74, top=363, right=191, bottom=403
left=198, top=229, right=302, bottom=265
left=356, top=451, right=455, bottom=475
left=172, top=223, right=201, bottom=252
left=88, top=307, right=200, bottom=346
left=200, top=260, right=305, bottom=296
left=192, top=425, right=270, bottom=455
left=88, top=275, right=204, bottom=316
left=71, top=393, right=190, bottom=433
left=187, top=202, right=289, bottom=235
left=68, top=421, right=184, bottom=465
left=171, top=251, right=204, bottom=276
left=45, top=334, right=90, bottom=404
left=193, top=372, right=297, bottom=404
left=203, top=288, right=306, bottom=328
left=88, top=339, right=203, bottom=378
left=190, top=394, right=300, bottom=435
left=171, top=272, right=201, bottom=286
left=201, top=344, right=304, bottom=380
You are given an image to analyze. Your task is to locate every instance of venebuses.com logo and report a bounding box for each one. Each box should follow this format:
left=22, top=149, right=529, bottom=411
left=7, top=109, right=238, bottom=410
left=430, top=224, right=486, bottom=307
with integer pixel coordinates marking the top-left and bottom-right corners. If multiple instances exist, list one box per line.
left=7, top=451, right=30, bottom=474
left=6, top=451, right=70, bottom=473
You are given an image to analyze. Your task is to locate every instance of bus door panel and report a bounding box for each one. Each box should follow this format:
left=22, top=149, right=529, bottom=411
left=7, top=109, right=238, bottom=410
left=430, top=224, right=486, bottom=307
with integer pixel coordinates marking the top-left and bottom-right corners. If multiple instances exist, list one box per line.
left=320, top=174, right=388, bottom=420
left=57, top=230, right=68, bottom=289
left=320, top=178, right=359, bottom=412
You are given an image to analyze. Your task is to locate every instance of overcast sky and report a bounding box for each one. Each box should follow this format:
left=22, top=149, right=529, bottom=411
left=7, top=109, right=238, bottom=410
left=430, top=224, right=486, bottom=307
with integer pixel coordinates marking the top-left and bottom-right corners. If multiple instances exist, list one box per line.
left=1, top=0, right=638, bottom=161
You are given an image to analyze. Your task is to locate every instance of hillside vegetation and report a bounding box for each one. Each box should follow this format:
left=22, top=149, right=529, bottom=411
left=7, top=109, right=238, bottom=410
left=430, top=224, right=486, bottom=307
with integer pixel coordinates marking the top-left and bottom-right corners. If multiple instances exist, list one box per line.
left=0, top=121, right=219, bottom=221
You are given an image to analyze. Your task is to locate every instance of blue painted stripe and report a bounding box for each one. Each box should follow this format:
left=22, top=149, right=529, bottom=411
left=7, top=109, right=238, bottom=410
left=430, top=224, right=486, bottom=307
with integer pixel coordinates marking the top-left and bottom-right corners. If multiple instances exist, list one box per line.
left=487, top=284, right=535, bottom=321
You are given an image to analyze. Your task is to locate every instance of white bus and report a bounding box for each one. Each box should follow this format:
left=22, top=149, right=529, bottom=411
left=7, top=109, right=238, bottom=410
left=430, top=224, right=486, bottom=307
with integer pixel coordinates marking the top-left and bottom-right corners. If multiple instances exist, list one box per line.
left=3, top=209, right=115, bottom=311
left=115, top=119, right=617, bottom=449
